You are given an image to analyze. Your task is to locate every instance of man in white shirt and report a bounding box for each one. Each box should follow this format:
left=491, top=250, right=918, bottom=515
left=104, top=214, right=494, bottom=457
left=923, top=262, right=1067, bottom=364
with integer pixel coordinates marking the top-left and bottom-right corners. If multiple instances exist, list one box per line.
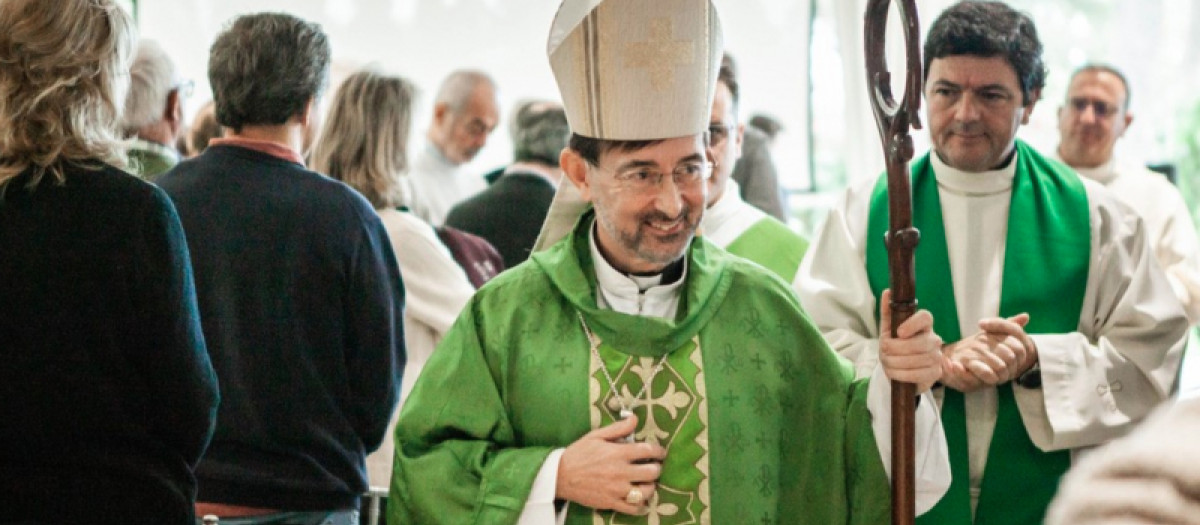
left=1055, top=64, right=1200, bottom=324
left=798, top=2, right=1188, bottom=524
left=406, top=69, right=500, bottom=225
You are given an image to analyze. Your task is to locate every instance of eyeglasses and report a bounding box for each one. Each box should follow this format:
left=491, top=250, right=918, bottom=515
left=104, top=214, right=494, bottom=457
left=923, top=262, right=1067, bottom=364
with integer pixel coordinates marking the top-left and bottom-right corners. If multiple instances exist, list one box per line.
left=707, top=123, right=735, bottom=146
left=1067, top=97, right=1118, bottom=119
left=173, top=79, right=195, bottom=99
left=608, top=160, right=713, bottom=192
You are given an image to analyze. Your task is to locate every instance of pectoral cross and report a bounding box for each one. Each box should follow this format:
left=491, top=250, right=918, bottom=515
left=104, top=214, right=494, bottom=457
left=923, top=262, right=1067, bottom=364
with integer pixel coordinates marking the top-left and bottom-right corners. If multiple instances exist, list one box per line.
left=619, top=408, right=636, bottom=443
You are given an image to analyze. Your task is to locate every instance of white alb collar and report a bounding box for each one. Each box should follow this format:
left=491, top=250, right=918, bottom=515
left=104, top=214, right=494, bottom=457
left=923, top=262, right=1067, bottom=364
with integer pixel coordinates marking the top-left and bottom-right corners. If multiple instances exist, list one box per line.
left=1053, top=151, right=1117, bottom=185
left=703, top=179, right=741, bottom=230
left=931, top=148, right=1017, bottom=197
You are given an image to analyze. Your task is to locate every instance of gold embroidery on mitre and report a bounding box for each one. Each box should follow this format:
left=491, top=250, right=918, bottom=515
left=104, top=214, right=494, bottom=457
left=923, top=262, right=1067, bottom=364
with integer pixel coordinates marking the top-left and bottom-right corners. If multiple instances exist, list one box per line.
left=622, top=17, right=697, bottom=93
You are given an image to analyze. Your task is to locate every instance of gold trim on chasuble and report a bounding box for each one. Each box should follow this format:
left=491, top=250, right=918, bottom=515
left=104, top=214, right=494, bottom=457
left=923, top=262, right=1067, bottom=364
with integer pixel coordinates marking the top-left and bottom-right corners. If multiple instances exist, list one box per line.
left=587, top=334, right=710, bottom=525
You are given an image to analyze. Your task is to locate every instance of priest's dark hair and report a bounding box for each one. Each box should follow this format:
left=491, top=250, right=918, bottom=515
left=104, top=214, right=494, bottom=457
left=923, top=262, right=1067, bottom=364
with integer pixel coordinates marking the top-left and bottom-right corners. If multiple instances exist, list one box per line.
left=923, top=0, right=1046, bottom=106
left=208, top=12, right=331, bottom=132
left=569, top=134, right=666, bottom=167
left=719, top=53, right=740, bottom=115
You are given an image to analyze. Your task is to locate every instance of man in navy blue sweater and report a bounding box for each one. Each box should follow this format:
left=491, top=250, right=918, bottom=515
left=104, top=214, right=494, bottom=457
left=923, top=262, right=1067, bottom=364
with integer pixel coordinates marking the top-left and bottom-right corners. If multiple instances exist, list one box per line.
left=158, top=13, right=405, bottom=524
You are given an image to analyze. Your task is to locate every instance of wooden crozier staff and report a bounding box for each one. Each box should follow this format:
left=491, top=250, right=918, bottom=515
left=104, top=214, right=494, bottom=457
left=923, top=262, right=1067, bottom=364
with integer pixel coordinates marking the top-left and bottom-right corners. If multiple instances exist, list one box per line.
left=864, top=1, right=923, bottom=524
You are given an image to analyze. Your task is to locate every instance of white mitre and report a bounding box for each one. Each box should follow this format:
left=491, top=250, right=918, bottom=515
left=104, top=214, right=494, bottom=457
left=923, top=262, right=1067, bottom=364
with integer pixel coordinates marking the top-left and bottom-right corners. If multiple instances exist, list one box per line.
left=534, top=0, right=724, bottom=251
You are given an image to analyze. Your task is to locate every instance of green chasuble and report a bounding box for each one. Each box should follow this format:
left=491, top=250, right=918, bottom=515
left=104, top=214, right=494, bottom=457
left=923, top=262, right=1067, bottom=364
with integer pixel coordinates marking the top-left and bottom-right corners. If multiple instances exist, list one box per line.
left=865, top=141, right=1090, bottom=525
left=722, top=217, right=809, bottom=282
left=390, top=210, right=891, bottom=525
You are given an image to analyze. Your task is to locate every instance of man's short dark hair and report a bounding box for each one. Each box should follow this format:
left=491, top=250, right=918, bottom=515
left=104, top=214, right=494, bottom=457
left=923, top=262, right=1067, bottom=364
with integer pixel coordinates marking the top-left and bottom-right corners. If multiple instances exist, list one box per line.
left=513, top=103, right=570, bottom=167
left=719, top=53, right=740, bottom=114
left=208, top=13, right=330, bottom=131
left=923, top=1, right=1046, bottom=105
left=1069, top=63, right=1132, bottom=109
left=569, top=134, right=665, bottom=167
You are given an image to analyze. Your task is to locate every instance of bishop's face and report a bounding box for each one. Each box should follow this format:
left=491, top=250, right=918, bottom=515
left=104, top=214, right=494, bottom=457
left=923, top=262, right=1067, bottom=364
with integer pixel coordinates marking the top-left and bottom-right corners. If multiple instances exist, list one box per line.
left=564, top=135, right=709, bottom=275
left=925, top=55, right=1039, bottom=172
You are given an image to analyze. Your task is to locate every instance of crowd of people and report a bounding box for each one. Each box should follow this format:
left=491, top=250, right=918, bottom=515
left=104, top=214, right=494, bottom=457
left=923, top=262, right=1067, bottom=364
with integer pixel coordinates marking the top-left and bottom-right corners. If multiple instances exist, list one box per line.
left=1, top=0, right=1198, bottom=524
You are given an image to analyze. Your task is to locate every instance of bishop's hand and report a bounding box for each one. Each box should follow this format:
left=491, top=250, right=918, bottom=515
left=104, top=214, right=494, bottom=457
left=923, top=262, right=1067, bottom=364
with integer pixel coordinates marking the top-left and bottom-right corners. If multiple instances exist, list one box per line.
left=556, top=414, right=667, bottom=515
left=878, top=289, right=945, bottom=393
left=941, top=313, right=1038, bottom=392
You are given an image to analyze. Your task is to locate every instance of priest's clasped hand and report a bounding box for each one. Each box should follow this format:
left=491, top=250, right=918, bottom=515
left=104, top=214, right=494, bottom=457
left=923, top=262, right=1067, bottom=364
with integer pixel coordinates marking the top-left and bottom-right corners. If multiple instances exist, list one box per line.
left=940, top=313, right=1039, bottom=392
left=556, top=414, right=667, bottom=515
left=878, top=289, right=945, bottom=393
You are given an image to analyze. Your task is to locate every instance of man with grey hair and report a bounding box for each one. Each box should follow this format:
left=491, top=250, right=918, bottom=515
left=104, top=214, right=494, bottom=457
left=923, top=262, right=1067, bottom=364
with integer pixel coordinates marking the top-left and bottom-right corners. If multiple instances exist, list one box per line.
left=406, top=69, right=500, bottom=225
left=158, top=12, right=405, bottom=524
left=122, top=39, right=189, bottom=179
left=445, top=100, right=568, bottom=268
left=1054, top=64, right=1200, bottom=324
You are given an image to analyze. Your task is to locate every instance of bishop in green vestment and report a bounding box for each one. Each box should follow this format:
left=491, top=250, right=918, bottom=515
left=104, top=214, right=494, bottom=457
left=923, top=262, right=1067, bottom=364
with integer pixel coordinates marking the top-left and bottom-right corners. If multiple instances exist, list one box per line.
left=797, top=3, right=1188, bottom=524
left=391, top=208, right=948, bottom=524
left=389, top=1, right=951, bottom=523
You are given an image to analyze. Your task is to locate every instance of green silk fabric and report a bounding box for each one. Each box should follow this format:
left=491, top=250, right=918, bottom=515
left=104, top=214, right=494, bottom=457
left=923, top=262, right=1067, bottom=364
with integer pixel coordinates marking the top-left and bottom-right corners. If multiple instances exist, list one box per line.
left=865, top=141, right=1090, bottom=524
left=722, top=216, right=809, bottom=282
left=390, top=210, right=892, bottom=525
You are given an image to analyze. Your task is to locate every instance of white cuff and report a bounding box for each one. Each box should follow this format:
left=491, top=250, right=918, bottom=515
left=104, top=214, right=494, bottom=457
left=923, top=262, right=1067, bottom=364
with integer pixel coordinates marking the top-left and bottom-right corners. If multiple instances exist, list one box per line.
left=867, top=364, right=952, bottom=515
left=517, top=449, right=566, bottom=525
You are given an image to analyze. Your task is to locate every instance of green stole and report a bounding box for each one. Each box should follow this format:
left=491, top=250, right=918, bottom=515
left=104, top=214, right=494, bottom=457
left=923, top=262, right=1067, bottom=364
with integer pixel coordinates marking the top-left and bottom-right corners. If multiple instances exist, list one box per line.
left=723, top=217, right=809, bottom=282
left=865, top=141, right=1090, bottom=524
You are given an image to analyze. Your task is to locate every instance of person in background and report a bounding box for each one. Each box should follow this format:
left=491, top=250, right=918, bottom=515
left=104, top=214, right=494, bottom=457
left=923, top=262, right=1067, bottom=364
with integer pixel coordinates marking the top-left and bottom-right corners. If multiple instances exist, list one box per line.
left=1054, top=64, right=1200, bottom=324
left=158, top=13, right=405, bottom=524
left=122, top=39, right=191, bottom=179
left=701, top=56, right=808, bottom=282
left=183, top=100, right=222, bottom=158
left=0, top=0, right=219, bottom=522
left=445, top=100, right=568, bottom=269
left=406, top=69, right=500, bottom=225
left=722, top=54, right=790, bottom=221
left=310, top=68, right=481, bottom=489
left=748, top=113, right=784, bottom=144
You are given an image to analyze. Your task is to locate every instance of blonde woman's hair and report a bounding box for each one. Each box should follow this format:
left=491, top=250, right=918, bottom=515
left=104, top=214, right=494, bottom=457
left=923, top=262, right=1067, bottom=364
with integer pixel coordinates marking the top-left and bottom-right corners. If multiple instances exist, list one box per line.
left=0, top=0, right=136, bottom=190
left=311, top=69, right=416, bottom=209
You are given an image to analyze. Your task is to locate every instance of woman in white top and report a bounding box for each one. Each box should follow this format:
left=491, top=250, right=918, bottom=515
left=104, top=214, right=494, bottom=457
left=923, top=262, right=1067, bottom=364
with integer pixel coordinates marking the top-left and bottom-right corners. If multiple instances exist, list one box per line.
left=311, top=69, right=476, bottom=489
